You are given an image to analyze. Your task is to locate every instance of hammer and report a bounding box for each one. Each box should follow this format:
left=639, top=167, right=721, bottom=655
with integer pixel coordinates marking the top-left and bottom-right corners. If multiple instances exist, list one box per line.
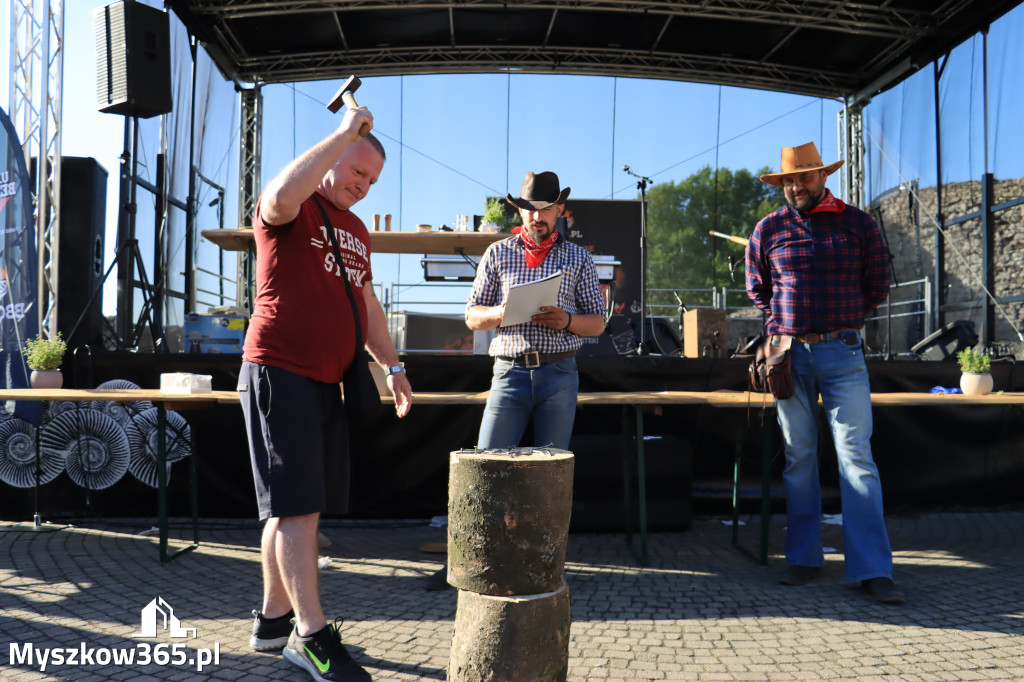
left=327, top=75, right=371, bottom=137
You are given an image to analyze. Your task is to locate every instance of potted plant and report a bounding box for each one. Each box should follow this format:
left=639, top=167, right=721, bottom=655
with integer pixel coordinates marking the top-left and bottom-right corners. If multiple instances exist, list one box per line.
left=23, top=332, right=67, bottom=389
left=482, top=196, right=523, bottom=233
left=957, top=346, right=993, bottom=395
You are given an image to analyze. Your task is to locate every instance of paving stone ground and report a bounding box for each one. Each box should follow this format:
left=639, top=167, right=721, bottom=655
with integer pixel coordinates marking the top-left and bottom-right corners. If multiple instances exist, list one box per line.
left=2, top=511, right=1024, bottom=681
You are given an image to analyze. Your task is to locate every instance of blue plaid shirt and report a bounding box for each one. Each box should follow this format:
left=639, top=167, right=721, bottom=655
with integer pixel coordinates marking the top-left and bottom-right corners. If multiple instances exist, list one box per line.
left=745, top=199, right=890, bottom=335
left=467, top=234, right=604, bottom=356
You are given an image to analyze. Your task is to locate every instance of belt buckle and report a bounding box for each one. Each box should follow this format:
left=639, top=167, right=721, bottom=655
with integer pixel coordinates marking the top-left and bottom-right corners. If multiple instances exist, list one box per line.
left=523, top=351, right=540, bottom=369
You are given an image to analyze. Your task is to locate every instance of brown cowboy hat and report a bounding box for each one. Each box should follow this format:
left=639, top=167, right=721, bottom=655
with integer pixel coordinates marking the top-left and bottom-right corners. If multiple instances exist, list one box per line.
left=506, top=171, right=571, bottom=210
left=759, top=142, right=844, bottom=187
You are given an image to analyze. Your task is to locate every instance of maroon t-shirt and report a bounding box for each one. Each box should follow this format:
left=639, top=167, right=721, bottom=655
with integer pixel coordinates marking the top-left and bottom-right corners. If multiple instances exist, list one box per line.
left=243, top=191, right=372, bottom=384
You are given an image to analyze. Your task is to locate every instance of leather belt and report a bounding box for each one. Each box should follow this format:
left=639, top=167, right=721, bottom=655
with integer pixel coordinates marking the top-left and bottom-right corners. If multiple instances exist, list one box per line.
left=793, top=328, right=859, bottom=344
left=496, top=350, right=576, bottom=368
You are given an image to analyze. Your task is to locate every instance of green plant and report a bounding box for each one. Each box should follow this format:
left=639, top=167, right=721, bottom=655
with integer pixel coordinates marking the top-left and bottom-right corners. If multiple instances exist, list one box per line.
left=956, top=346, right=991, bottom=374
left=482, top=196, right=522, bottom=233
left=23, top=332, right=67, bottom=371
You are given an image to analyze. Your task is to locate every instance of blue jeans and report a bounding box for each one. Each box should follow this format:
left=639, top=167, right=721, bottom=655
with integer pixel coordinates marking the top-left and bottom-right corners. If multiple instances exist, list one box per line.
left=477, top=357, right=579, bottom=450
left=776, top=334, right=893, bottom=582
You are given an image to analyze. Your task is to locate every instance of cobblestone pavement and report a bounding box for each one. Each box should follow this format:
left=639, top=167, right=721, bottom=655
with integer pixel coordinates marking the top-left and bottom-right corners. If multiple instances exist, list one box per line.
left=2, top=512, right=1024, bottom=681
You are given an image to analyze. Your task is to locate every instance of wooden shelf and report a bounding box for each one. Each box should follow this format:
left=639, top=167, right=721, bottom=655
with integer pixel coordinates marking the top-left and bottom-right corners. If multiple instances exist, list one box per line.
left=201, top=228, right=507, bottom=256
left=200, top=229, right=255, bottom=252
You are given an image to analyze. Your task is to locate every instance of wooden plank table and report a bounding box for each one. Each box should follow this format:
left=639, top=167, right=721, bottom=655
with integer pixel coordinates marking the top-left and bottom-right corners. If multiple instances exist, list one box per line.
left=0, top=389, right=237, bottom=562
left=201, top=228, right=507, bottom=256
left=726, top=390, right=1024, bottom=566
left=12, top=387, right=1019, bottom=566
left=387, top=389, right=1024, bottom=566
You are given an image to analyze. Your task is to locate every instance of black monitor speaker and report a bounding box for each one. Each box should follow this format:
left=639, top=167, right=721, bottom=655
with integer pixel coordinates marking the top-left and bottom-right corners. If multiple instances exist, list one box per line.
left=94, top=0, right=173, bottom=118
left=910, top=319, right=978, bottom=361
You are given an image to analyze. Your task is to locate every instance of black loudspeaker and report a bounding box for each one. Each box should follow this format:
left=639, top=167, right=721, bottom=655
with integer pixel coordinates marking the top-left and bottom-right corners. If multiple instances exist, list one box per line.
left=57, top=158, right=108, bottom=350
left=910, top=319, right=978, bottom=361
left=644, top=317, right=682, bottom=355
left=94, top=1, right=172, bottom=118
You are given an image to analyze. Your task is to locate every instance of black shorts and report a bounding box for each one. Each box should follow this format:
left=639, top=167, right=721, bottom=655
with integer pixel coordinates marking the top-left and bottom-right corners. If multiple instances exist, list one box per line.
left=238, top=361, right=349, bottom=520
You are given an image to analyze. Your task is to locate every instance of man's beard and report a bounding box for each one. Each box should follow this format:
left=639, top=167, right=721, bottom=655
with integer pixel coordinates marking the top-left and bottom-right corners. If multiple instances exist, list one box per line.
left=526, top=222, right=551, bottom=241
left=789, top=187, right=825, bottom=212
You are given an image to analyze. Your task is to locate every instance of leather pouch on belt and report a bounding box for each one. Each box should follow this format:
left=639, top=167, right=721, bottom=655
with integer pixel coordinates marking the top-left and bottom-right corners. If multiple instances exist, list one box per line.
left=748, top=334, right=795, bottom=400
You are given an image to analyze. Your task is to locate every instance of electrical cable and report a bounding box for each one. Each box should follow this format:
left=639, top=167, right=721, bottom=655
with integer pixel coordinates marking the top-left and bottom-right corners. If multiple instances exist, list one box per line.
left=605, top=98, right=821, bottom=198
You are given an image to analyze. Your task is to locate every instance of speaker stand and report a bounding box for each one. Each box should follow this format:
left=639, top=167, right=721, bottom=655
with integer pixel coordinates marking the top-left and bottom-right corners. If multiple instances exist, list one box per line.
left=65, top=237, right=167, bottom=352
left=623, top=166, right=652, bottom=355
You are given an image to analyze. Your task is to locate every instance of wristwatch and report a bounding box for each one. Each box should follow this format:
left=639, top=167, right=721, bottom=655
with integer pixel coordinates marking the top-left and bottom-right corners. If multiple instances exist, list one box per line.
left=385, top=365, right=406, bottom=376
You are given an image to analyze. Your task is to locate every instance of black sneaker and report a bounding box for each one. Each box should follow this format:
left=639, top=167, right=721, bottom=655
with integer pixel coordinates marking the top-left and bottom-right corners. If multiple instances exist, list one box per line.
left=250, top=609, right=294, bottom=652
left=283, top=620, right=372, bottom=682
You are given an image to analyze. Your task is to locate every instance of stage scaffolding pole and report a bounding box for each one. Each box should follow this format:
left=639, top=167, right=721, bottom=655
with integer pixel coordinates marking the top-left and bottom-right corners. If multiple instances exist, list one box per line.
left=10, top=0, right=64, bottom=339
left=237, top=85, right=263, bottom=313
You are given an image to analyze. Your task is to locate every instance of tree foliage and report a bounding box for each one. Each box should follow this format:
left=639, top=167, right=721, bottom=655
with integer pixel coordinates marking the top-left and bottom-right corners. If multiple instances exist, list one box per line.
left=643, top=166, right=783, bottom=310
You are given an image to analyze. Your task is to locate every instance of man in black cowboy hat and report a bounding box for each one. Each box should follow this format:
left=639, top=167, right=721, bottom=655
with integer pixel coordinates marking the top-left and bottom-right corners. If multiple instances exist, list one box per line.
left=466, top=170, right=606, bottom=450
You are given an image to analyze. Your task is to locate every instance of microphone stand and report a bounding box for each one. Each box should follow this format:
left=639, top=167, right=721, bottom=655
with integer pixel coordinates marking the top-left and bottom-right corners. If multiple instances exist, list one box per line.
left=623, top=166, right=651, bottom=355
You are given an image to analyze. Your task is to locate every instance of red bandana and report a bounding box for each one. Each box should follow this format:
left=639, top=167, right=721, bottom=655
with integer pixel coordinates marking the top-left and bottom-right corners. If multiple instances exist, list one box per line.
left=807, top=189, right=846, bottom=214
left=520, top=229, right=560, bottom=268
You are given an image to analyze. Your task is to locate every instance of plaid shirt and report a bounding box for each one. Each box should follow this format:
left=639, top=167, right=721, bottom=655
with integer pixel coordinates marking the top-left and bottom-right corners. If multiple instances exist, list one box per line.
left=467, top=234, right=605, bottom=356
left=745, top=199, right=890, bottom=336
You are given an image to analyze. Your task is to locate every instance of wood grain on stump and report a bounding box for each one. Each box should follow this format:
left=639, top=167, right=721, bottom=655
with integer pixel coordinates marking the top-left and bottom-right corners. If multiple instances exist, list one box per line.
left=448, top=582, right=571, bottom=682
left=447, top=448, right=574, bottom=595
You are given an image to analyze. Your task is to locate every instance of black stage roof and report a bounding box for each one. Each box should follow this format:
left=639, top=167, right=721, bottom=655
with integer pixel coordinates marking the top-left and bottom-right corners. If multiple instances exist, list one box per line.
left=167, top=0, right=1022, bottom=100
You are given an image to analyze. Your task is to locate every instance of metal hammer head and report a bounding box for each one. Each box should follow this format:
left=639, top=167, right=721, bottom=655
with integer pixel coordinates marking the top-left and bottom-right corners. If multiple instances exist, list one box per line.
left=327, top=75, right=362, bottom=113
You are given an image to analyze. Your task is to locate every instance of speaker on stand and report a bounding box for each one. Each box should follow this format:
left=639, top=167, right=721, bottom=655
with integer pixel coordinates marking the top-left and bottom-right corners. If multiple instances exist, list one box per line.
left=30, top=157, right=108, bottom=351
left=57, top=158, right=108, bottom=351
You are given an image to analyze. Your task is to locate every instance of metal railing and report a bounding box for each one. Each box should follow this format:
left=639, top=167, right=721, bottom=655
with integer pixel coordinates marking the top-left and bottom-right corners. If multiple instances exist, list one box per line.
left=867, top=277, right=932, bottom=358
left=386, top=281, right=474, bottom=353
left=647, top=286, right=756, bottom=317
left=194, top=266, right=240, bottom=311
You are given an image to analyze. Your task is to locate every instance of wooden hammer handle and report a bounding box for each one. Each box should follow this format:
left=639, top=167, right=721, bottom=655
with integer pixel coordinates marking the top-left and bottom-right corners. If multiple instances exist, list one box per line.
left=341, top=91, right=371, bottom=137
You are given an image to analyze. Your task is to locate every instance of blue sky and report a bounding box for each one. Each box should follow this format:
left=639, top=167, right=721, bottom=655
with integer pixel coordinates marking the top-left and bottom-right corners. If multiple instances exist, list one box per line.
left=2, top=1, right=1021, bottom=322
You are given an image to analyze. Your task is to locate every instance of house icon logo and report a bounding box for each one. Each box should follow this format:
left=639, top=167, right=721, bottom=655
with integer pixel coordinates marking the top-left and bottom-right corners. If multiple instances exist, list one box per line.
left=131, top=597, right=197, bottom=638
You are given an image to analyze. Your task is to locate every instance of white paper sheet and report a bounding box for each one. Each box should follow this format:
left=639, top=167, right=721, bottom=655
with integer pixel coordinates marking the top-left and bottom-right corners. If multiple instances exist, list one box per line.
left=500, top=272, right=563, bottom=327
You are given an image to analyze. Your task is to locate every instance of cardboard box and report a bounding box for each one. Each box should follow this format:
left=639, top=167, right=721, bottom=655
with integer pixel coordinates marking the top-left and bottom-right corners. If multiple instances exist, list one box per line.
left=184, top=314, right=247, bottom=354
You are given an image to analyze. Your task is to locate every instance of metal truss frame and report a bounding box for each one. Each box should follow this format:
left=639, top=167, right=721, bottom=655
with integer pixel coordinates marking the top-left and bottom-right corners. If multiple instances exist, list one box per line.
left=174, top=0, right=982, bottom=97
left=232, top=45, right=847, bottom=97
left=236, top=85, right=262, bottom=313
left=838, top=103, right=865, bottom=209
left=9, top=0, right=63, bottom=339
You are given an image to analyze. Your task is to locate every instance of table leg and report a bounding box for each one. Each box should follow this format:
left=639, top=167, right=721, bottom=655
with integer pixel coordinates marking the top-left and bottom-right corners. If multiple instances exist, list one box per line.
left=158, top=406, right=168, bottom=560
left=190, top=425, right=199, bottom=546
left=635, top=405, right=649, bottom=566
left=621, top=406, right=633, bottom=547
left=732, top=416, right=773, bottom=566
left=732, top=439, right=742, bottom=547
left=158, top=405, right=198, bottom=563
left=759, top=418, right=773, bottom=565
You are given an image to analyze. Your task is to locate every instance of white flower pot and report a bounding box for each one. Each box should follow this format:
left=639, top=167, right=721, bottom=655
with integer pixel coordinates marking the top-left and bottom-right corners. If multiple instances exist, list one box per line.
left=30, top=369, right=63, bottom=389
left=960, top=372, right=993, bottom=396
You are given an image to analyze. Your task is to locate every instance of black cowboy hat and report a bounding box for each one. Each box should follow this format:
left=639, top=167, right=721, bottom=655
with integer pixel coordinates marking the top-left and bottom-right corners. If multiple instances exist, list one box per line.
left=506, top=171, right=571, bottom=210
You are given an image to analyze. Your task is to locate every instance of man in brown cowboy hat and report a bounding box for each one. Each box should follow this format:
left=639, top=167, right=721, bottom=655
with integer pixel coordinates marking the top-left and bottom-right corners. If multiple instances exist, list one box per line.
left=466, top=170, right=606, bottom=450
left=745, top=142, right=904, bottom=605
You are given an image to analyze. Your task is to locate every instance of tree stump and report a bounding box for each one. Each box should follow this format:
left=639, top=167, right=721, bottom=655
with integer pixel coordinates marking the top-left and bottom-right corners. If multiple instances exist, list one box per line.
left=449, top=582, right=571, bottom=682
left=447, top=448, right=574, bottom=595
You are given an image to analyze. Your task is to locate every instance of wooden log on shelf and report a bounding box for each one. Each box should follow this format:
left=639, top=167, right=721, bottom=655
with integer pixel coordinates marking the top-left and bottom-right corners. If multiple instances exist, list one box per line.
left=449, top=582, right=571, bottom=682
left=447, top=448, right=574, bottom=596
